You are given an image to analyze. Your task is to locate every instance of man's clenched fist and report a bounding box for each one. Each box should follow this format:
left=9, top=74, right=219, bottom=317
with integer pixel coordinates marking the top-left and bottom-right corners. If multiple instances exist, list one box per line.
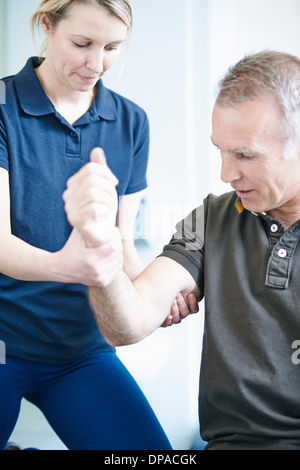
left=63, top=148, right=119, bottom=247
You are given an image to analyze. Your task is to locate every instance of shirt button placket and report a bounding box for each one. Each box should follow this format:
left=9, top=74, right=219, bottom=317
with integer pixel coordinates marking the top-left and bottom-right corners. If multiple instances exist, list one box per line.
left=278, top=248, right=287, bottom=259
left=66, top=129, right=80, bottom=158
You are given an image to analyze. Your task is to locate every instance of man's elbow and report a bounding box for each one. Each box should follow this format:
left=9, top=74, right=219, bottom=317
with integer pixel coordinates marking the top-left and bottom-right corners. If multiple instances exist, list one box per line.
left=107, top=338, right=134, bottom=348
left=105, top=334, right=129, bottom=348
left=101, top=330, right=143, bottom=348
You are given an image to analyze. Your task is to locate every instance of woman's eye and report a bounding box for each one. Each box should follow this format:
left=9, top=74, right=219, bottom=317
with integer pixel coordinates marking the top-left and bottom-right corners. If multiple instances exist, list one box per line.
left=74, top=43, right=89, bottom=48
left=105, top=46, right=118, bottom=52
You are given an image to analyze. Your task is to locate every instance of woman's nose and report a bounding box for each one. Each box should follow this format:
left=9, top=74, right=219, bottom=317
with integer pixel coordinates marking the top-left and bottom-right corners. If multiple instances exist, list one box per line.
left=86, top=49, right=104, bottom=75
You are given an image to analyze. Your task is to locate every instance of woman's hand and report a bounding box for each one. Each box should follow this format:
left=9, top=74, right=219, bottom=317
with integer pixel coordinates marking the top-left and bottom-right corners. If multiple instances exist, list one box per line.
left=50, top=227, right=123, bottom=287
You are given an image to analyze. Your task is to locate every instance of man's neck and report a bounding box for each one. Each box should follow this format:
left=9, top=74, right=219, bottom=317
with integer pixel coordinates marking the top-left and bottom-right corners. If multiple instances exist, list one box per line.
left=268, top=207, right=300, bottom=230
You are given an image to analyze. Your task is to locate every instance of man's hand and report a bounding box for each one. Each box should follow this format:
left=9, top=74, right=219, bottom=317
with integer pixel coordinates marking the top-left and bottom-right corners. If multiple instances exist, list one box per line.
left=161, top=292, right=199, bottom=327
left=63, top=148, right=119, bottom=248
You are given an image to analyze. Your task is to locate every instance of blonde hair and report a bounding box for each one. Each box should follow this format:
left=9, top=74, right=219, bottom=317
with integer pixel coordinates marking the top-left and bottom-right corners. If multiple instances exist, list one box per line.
left=31, top=0, right=132, bottom=57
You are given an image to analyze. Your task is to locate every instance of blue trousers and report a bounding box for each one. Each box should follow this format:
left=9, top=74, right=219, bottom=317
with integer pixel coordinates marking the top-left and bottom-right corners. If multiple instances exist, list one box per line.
left=0, top=353, right=172, bottom=450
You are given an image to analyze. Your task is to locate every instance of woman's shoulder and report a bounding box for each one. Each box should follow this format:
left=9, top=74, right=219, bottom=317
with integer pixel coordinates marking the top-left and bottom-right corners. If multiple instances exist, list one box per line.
left=1, top=58, right=36, bottom=84
left=98, top=81, right=148, bottom=122
left=1, top=58, right=49, bottom=115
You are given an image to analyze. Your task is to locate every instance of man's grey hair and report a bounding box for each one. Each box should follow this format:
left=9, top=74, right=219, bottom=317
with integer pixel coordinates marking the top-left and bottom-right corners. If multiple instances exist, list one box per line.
left=216, top=51, right=300, bottom=160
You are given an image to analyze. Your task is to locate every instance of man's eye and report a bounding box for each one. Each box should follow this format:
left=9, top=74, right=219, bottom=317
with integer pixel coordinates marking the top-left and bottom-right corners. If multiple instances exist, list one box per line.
left=238, top=153, right=253, bottom=160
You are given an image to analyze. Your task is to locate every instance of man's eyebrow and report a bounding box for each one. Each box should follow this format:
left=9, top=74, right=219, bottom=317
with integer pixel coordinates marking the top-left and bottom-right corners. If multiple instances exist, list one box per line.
left=210, top=136, right=264, bottom=157
left=232, top=147, right=265, bottom=157
left=232, top=148, right=254, bottom=156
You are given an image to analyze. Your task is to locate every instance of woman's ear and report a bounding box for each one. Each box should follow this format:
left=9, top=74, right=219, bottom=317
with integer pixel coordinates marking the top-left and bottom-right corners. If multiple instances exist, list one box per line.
left=39, top=12, right=53, bottom=36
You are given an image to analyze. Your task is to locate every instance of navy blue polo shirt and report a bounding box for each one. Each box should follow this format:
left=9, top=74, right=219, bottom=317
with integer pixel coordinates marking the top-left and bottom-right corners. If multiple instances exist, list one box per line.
left=0, top=57, right=149, bottom=363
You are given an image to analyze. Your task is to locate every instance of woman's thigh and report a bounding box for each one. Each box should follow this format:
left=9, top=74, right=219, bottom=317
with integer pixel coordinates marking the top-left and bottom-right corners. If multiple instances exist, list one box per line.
left=31, top=352, right=172, bottom=450
left=0, top=357, right=33, bottom=450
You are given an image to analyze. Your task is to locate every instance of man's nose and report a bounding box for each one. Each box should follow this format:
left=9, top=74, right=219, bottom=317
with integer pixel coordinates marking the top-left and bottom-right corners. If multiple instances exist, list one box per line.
left=220, top=155, right=241, bottom=184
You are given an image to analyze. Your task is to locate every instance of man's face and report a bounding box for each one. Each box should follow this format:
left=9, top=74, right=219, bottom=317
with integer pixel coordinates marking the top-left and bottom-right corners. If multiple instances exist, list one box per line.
left=211, top=99, right=300, bottom=220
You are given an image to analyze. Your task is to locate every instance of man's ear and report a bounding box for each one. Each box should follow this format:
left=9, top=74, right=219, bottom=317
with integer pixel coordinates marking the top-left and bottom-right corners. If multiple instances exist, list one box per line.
left=39, top=12, right=54, bottom=36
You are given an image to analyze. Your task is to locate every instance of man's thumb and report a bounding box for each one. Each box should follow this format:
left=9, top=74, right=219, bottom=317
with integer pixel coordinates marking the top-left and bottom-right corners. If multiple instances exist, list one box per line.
left=90, top=147, right=107, bottom=165
left=90, top=147, right=119, bottom=186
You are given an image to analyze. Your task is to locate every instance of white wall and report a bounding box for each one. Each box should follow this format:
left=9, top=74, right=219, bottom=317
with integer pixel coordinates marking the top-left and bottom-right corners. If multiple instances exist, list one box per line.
left=208, top=0, right=300, bottom=196
left=2, top=0, right=300, bottom=451
left=0, top=0, right=7, bottom=78
left=106, top=0, right=211, bottom=251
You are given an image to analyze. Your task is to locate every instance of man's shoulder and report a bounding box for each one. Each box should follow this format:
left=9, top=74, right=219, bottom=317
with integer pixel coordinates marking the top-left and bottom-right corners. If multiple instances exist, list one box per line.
left=205, top=191, right=240, bottom=214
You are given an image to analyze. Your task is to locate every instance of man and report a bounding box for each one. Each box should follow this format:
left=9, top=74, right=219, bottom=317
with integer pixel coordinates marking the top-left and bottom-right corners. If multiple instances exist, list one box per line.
left=63, top=51, right=300, bottom=450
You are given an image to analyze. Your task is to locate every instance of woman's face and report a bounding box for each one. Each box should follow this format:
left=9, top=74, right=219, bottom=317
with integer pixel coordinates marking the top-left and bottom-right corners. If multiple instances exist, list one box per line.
left=40, top=3, right=128, bottom=92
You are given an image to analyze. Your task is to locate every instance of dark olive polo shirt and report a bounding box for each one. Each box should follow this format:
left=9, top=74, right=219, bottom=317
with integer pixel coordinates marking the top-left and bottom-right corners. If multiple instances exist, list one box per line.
left=161, top=191, right=300, bottom=449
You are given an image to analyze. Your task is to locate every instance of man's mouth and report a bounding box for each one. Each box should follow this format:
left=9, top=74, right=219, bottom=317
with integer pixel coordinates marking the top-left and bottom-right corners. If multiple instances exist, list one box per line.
left=235, top=189, right=254, bottom=199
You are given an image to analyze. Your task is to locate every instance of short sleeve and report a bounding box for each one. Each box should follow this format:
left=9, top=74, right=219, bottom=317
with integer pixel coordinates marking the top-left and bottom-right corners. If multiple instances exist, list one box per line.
left=125, top=112, right=149, bottom=195
left=158, top=205, right=206, bottom=293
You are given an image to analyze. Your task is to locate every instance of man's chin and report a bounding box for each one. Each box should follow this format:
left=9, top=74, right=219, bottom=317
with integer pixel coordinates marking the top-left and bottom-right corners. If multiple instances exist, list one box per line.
left=242, top=200, right=267, bottom=214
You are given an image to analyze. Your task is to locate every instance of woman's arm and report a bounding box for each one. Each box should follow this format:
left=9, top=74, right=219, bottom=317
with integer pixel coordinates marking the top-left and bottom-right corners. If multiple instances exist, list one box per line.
left=0, top=167, right=121, bottom=286
left=117, top=191, right=145, bottom=280
left=0, top=167, right=53, bottom=281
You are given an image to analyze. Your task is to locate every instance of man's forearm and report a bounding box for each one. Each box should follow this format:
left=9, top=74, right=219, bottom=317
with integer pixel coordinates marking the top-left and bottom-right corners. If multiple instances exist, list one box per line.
left=88, top=261, right=174, bottom=347
left=88, top=255, right=201, bottom=347
left=88, top=271, right=149, bottom=346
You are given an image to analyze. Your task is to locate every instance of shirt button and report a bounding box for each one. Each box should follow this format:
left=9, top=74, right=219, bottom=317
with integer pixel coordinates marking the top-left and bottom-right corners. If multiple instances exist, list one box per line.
left=70, top=131, right=77, bottom=137
left=278, top=249, right=287, bottom=258
left=270, top=224, right=278, bottom=233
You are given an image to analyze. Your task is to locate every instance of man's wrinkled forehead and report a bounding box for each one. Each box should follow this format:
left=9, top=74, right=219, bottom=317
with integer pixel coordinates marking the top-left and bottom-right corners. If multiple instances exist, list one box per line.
left=211, top=99, right=286, bottom=152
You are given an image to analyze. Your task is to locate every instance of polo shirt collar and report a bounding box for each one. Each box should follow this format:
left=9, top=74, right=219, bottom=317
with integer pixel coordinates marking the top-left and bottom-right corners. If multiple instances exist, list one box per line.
left=15, top=57, right=54, bottom=116
left=235, top=199, right=245, bottom=214
left=235, top=197, right=268, bottom=218
left=15, top=57, right=117, bottom=121
left=95, top=80, right=117, bottom=121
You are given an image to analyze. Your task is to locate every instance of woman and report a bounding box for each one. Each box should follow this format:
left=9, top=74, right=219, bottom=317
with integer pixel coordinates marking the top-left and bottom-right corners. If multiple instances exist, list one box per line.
left=0, top=0, right=173, bottom=450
